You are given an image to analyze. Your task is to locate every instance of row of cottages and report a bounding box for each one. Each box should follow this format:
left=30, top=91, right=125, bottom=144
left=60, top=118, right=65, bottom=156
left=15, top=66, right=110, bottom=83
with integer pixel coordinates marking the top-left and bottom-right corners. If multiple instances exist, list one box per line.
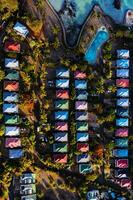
left=3, top=40, right=23, bottom=159
left=112, top=50, right=132, bottom=189
left=74, top=70, right=91, bottom=174
left=53, top=67, right=70, bottom=164
left=13, top=173, right=36, bottom=200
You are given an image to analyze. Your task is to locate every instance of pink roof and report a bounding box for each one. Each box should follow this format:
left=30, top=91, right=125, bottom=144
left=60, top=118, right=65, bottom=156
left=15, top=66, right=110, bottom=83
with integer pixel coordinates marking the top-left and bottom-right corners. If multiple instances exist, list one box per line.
left=74, top=71, right=87, bottom=79
left=115, top=159, right=128, bottom=168
left=53, top=154, right=67, bottom=163
left=5, top=138, right=21, bottom=148
left=4, top=81, right=19, bottom=91
left=55, top=122, right=68, bottom=131
left=116, top=79, right=129, bottom=88
left=56, top=90, right=69, bottom=99
left=77, top=143, right=89, bottom=152
left=116, top=129, right=128, bottom=137
left=120, top=179, right=132, bottom=189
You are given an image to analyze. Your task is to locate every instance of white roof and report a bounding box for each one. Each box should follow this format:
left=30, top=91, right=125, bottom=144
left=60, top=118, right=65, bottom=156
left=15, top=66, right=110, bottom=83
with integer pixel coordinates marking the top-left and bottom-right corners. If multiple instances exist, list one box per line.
left=117, top=49, right=129, bottom=58
left=5, top=126, right=20, bottom=136
left=13, top=22, right=29, bottom=37
left=3, top=103, right=18, bottom=113
left=5, top=58, right=19, bottom=69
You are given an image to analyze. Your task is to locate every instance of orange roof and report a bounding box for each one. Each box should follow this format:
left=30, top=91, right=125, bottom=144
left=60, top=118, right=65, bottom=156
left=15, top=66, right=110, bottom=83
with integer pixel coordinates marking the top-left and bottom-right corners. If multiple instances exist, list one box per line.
left=4, top=41, right=20, bottom=53
left=53, top=154, right=67, bottom=163
left=56, top=90, right=69, bottom=99
left=4, top=81, right=19, bottom=91
left=77, top=143, right=89, bottom=152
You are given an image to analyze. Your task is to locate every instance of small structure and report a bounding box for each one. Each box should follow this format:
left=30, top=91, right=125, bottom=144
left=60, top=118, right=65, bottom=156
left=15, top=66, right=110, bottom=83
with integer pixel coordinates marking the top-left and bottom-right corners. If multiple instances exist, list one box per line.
left=75, top=101, right=88, bottom=110
left=74, top=71, right=87, bottom=79
left=13, top=22, right=29, bottom=37
left=116, top=79, right=129, bottom=88
left=5, top=137, right=21, bottom=148
left=54, top=132, right=68, bottom=142
left=76, top=122, right=88, bottom=131
left=77, top=143, right=89, bottom=152
left=4, top=114, right=19, bottom=125
left=53, top=143, right=68, bottom=153
left=125, top=10, right=133, bottom=26
left=117, top=59, right=129, bottom=68
left=9, top=149, right=23, bottom=159
left=55, top=122, right=68, bottom=131
left=5, top=126, right=20, bottom=136
left=5, top=70, right=19, bottom=80
left=76, top=153, right=90, bottom=163
left=76, top=90, right=88, bottom=100
left=115, top=139, right=128, bottom=147
left=117, top=69, right=129, bottom=78
left=53, top=154, right=67, bottom=163
left=116, top=118, right=128, bottom=127
left=117, top=50, right=129, bottom=59
left=55, top=100, right=69, bottom=110
left=56, top=90, right=69, bottom=99
left=56, top=79, right=69, bottom=88
left=3, top=92, right=18, bottom=102
left=75, top=80, right=87, bottom=90
left=76, top=132, right=89, bottom=142
left=113, top=149, right=128, bottom=157
left=55, top=111, right=69, bottom=120
left=4, top=41, right=20, bottom=53
left=117, top=107, right=129, bottom=117
left=3, top=103, right=18, bottom=113
left=117, top=98, right=129, bottom=107
left=117, top=88, right=129, bottom=97
left=56, top=68, right=69, bottom=78
left=115, top=129, right=128, bottom=137
left=5, top=58, right=19, bottom=70
left=75, top=111, right=88, bottom=121
left=4, top=81, right=19, bottom=91
left=79, top=163, right=92, bottom=174
left=115, top=159, right=128, bottom=168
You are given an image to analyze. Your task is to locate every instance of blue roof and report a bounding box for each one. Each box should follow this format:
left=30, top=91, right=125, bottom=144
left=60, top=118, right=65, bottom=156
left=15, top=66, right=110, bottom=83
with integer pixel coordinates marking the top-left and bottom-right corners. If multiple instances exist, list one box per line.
left=87, top=190, right=100, bottom=200
left=113, top=149, right=128, bottom=157
left=117, top=59, right=129, bottom=68
left=54, top=132, right=68, bottom=142
left=76, top=90, right=88, bottom=100
left=9, top=149, right=23, bottom=159
left=117, top=108, right=129, bottom=117
left=117, top=69, right=129, bottom=78
left=115, top=139, right=128, bottom=147
left=117, top=98, right=129, bottom=107
left=13, top=22, right=29, bottom=37
left=56, top=68, right=70, bottom=78
left=117, top=89, right=129, bottom=97
left=55, top=111, right=69, bottom=120
left=77, top=132, right=89, bottom=142
left=116, top=118, right=128, bottom=127
left=117, top=49, right=129, bottom=58
left=75, top=80, right=87, bottom=90
left=56, top=79, right=69, bottom=88
left=77, top=153, right=90, bottom=163
left=75, top=111, right=88, bottom=121
left=3, top=92, right=18, bottom=102
left=115, top=169, right=128, bottom=178
left=3, top=103, right=18, bottom=113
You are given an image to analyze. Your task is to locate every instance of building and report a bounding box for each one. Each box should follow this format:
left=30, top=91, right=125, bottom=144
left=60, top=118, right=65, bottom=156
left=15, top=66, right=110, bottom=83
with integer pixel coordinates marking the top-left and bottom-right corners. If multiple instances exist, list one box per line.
left=74, top=71, right=87, bottom=79
left=117, top=89, right=129, bottom=97
left=76, top=90, right=88, bottom=100
left=13, top=22, right=29, bottom=37
left=117, top=50, right=129, bottom=59
left=117, top=59, right=129, bottom=68
left=55, top=122, right=68, bottom=131
left=75, top=101, right=88, bottom=110
left=116, top=69, right=129, bottom=78
left=55, top=100, right=69, bottom=110
left=53, top=143, right=68, bottom=153
left=4, top=81, right=19, bottom=92
left=115, top=159, right=128, bottom=168
left=77, top=143, right=89, bottom=152
left=54, top=132, right=68, bottom=142
left=117, top=108, right=129, bottom=117
left=116, top=118, right=128, bottom=127
left=76, top=153, right=90, bottom=163
left=20, top=184, right=36, bottom=195
left=5, top=70, right=19, bottom=80
left=56, top=90, right=69, bottom=99
left=4, top=114, right=20, bottom=125
left=55, top=111, right=69, bottom=120
left=76, top=122, right=88, bottom=131
left=56, top=79, right=69, bottom=88
left=76, top=132, right=89, bottom=142
left=79, top=163, right=92, bottom=174
left=116, top=79, right=129, bottom=88
left=75, top=80, right=87, bottom=90
left=4, top=41, right=20, bottom=53
left=86, top=190, right=100, bottom=200
left=115, top=139, right=128, bottom=147
left=53, top=154, right=67, bottom=163
left=3, top=92, right=18, bottom=103
left=5, top=58, right=19, bottom=70
left=5, top=126, right=20, bottom=136
left=56, top=68, right=69, bottom=78
left=20, top=173, right=36, bottom=184
left=113, top=149, right=128, bottom=157
left=117, top=98, right=129, bottom=107
left=115, top=129, right=128, bottom=137
left=115, top=169, right=128, bottom=178
left=75, top=111, right=88, bottom=121
left=5, top=138, right=21, bottom=148
left=3, top=103, right=18, bottom=114
left=9, top=149, right=23, bottom=159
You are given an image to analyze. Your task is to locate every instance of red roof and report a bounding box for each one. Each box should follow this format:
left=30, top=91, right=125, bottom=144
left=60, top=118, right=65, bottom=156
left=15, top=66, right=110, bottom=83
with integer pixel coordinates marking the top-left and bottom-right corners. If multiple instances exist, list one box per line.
left=53, top=154, right=67, bottom=163
left=74, top=71, right=87, bottom=79
left=4, top=41, right=20, bottom=53
left=5, top=138, right=21, bottom=148
left=77, top=143, right=89, bottom=152
left=4, top=81, right=19, bottom=91
left=116, top=79, right=129, bottom=88
left=56, top=90, right=69, bottom=99
left=115, top=159, right=128, bottom=168
left=55, top=122, right=68, bottom=131
left=115, top=129, right=128, bottom=137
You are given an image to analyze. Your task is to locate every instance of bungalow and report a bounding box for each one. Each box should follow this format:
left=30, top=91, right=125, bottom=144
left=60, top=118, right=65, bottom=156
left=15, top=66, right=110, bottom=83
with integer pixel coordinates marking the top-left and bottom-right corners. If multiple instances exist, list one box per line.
left=117, top=89, right=129, bottom=97
left=74, top=71, right=87, bottom=79
left=20, top=184, right=36, bottom=195
left=75, top=101, right=88, bottom=110
left=9, top=149, right=23, bottom=159
left=120, top=179, right=132, bottom=189
left=115, top=159, right=128, bottom=168
left=76, top=153, right=90, bottom=163
left=75, top=80, right=87, bottom=90
left=3, top=92, right=18, bottom=102
left=75, top=111, right=88, bottom=121
left=5, top=114, right=19, bottom=125
left=5, top=58, right=19, bottom=70
left=113, top=149, right=128, bottom=157
left=115, top=169, right=128, bottom=178
left=53, top=154, right=67, bottom=163
left=5, top=137, right=21, bottom=148
left=115, top=139, right=128, bottom=147
left=115, top=129, right=128, bottom=137
left=76, top=122, right=88, bottom=131
left=55, top=111, right=69, bottom=120
left=117, top=59, right=129, bottom=68
left=79, top=163, right=92, bottom=174
left=117, top=98, right=129, bottom=107
left=56, top=79, right=69, bottom=88
left=117, top=107, right=129, bottom=117
left=56, top=90, right=69, bottom=99
left=76, top=132, right=89, bottom=142
left=56, top=68, right=69, bottom=78
left=5, top=70, right=19, bottom=80
left=117, top=50, right=129, bottom=59
left=117, top=69, right=129, bottom=78
left=20, top=173, right=36, bottom=184
left=76, top=90, right=88, bottom=100
left=55, top=122, right=68, bottom=131
left=21, top=195, right=36, bottom=200
left=4, top=41, right=20, bottom=53
left=13, top=22, right=29, bottom=37
left=3, top=103, right=18, bottom=114
left=4, top=81, right=19, bottom=92
left=54, top=132, right=68, bottom=142
left=116, top=118, right=128, bottom=127
left=5, top=126, right=20, bottom=136
left=77, top=143, right=89, bottom=152
left=116, top=79, right=129, bottom=88
left=55, top=100, right=69, bottom=110
left=53, top=143, right=68, bottom=153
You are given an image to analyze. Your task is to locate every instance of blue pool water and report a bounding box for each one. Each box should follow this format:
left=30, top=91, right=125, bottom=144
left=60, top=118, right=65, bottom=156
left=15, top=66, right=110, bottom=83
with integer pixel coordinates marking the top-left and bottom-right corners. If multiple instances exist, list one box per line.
left=84, top=27, right=109, bottom=64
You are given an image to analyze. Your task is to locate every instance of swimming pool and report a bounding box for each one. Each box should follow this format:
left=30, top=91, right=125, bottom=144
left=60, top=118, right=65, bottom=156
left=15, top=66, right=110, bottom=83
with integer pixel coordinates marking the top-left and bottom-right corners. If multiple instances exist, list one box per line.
left=84, top=26, right=109, bottom=64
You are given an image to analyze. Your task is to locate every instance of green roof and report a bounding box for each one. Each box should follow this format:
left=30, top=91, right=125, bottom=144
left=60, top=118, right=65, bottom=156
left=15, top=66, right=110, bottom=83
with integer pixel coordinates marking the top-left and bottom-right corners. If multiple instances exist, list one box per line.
left=55, top=100, right=69, bottom=110
left=76, top=122, right=88, bottom=131
left=5, top=70, right=19, bottom=80
left=5, top=115, right=20, bottom=125
left=53, top=143, right=68, bottom=153
left=79, top=164, right=92, bottom=174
